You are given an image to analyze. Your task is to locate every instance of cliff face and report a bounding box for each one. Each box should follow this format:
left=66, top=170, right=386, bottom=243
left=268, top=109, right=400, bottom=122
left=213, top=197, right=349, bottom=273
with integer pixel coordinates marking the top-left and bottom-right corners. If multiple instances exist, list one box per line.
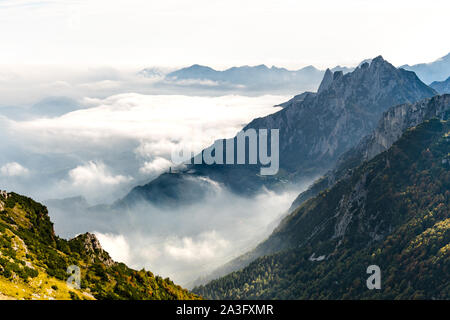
left=361, top=94, right=450, bottom=160
left=290, top=94, right=450, bottom=211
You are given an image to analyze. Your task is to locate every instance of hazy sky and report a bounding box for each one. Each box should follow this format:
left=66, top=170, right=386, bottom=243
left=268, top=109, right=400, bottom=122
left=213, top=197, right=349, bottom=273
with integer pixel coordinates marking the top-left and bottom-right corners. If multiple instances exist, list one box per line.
left=1, top=0, right=449, bottom=69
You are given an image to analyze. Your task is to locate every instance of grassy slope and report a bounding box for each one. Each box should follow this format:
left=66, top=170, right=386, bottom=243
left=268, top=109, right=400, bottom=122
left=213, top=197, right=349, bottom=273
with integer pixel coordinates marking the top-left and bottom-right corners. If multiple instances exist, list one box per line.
left=0, top=193, right=200, bottom=300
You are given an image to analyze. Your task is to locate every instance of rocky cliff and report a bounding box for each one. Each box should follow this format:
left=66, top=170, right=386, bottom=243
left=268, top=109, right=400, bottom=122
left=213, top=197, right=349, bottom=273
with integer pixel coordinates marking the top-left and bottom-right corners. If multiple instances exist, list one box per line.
left=290, top=94, right=450, bottom=211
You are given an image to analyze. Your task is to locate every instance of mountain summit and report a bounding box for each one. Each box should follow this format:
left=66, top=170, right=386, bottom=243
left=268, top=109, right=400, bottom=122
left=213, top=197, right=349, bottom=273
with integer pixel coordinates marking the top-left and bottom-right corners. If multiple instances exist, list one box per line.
left=121, top=57, right=436, bottom=208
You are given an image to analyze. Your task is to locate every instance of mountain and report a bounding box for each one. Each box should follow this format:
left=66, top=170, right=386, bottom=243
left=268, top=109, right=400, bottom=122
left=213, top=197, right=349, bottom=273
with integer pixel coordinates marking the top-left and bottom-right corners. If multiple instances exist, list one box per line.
left=401, top=52, right=450, bottom=84
left=0, top=191, right=200, bottom=300
left=290, top=94, right=450, bottom=211
left=117, top=172, right=220, bottom=208
left=194, top=118, right=450, bottom=299
left=430, top=76, right=450, bottom=94
left=192, top=94, right=450, bottom=286
left=122, top=56, right=437, bottom=208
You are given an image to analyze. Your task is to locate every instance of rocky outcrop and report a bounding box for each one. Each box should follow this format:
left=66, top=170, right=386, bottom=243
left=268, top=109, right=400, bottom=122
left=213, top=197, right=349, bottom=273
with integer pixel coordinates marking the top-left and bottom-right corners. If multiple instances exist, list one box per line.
left=0, top=190, right=9, bottom=200
left=0, top=190, right=9, bottom=211
left=70, top=232, right=115, bottom=267
left=317, top=68, right=333, bottom=93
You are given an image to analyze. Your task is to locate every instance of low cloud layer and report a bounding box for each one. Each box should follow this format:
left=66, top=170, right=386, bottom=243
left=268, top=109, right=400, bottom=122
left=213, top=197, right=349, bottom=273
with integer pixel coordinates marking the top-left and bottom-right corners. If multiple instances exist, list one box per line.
left=50, top=183, right=303, bottom=287
left=1, top=93, right=285, bottom=203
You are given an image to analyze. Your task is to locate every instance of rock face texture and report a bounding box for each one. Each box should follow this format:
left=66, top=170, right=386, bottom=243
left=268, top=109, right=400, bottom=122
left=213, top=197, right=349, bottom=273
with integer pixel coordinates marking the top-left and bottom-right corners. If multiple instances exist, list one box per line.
left=430, top=76, right=450, bottom=94
left=197, top=94, right=450, bottom=285
left=244, top=57, right=436, bottom=177
left=0, top=190, right=9, bottom=211
left=290, top=94, right=450, bottom=211
left=121, top=56, right=437, bottom=208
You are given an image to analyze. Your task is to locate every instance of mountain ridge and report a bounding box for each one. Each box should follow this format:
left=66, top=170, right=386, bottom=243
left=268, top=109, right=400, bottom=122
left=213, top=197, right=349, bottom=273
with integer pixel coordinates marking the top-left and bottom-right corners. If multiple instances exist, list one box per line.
left=194, top=118, right=450, bottom=299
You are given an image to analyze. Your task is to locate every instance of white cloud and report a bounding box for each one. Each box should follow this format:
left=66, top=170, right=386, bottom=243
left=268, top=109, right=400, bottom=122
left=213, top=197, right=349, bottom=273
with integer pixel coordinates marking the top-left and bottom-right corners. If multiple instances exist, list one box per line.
left=0, top=162, right=29, bottom=177
left=94, top=232, right=130, bottom=263
left=166, top=78, right=221, bottom=87
left=68, top=161, right=131, bottom=187
left=139, top=157, right=173, bottom=175
left=164, top=231, right=229, bottom=262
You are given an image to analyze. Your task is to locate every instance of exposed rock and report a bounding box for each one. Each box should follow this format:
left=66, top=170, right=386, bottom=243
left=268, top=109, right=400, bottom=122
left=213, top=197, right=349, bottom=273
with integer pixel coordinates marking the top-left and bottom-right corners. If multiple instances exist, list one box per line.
left=290, top=94, right=450, bottom=211
left=317, top=69, right=333, bottom=93
left=70, top=232, right=115, bottom=267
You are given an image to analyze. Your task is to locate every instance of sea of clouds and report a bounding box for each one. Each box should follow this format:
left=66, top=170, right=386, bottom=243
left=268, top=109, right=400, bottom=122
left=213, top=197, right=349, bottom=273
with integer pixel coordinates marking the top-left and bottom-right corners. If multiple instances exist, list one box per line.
left=0, top=67, right=304, bottom=285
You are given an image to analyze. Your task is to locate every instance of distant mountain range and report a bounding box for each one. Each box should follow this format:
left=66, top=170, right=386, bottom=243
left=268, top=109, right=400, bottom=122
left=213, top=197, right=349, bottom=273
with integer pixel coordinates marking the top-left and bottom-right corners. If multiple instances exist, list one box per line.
left=401, top=52, right=450, bottom=84
left=139, top=63, right=355, bottom=94
left=430, top=76, right=450, bottom=94
left=194, top=118, right=450, bottom=299
left=158, top=64, right=353, bottom=92
left=121, top=56, right=436, bottom=209
left=139, top=52, right=450, bottom=93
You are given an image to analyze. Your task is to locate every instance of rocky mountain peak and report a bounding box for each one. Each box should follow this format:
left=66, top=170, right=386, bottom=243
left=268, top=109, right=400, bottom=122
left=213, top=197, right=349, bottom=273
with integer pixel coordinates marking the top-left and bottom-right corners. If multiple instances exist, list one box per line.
left=317, top=68, right=334, bottom=93
left=72, top=232, right=115, bottom=267
left=0, top=190, right=9, bottom=200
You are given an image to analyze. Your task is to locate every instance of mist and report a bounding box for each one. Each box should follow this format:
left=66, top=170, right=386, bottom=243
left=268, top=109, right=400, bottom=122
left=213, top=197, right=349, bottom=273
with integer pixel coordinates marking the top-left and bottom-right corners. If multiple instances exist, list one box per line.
left=48, top=181, right=305, bottom=287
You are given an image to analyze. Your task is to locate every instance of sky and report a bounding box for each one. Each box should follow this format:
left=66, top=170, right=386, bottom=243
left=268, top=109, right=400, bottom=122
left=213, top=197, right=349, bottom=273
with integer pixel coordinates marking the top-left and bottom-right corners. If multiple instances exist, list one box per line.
left=1, top=0, right=449, bottom=69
